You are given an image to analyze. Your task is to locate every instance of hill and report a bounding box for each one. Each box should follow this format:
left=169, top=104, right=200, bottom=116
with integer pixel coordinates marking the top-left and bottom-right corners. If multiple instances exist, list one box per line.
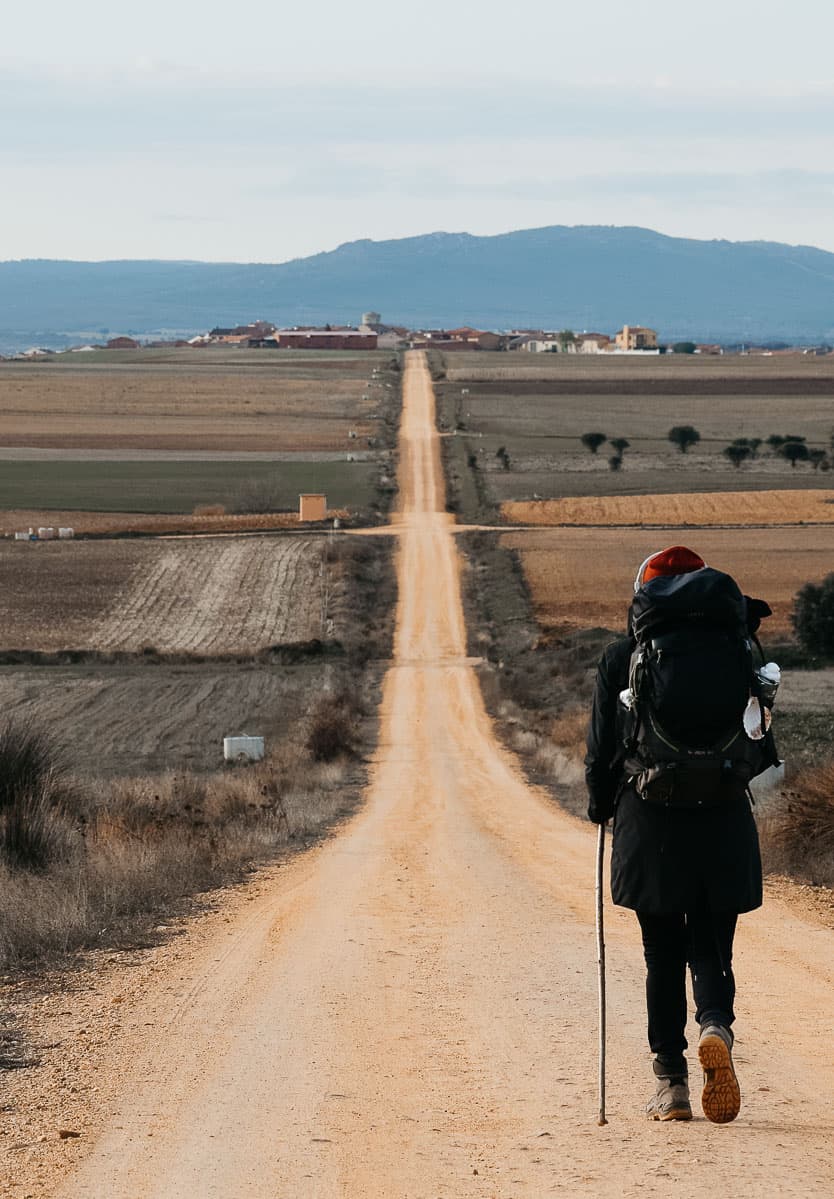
left=2, top=226, right=834, bottom=350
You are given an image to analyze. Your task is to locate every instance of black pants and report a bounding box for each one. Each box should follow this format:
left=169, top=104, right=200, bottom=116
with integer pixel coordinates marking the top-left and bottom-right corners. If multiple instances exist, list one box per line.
left=636, top=908, right=738, bottom=1060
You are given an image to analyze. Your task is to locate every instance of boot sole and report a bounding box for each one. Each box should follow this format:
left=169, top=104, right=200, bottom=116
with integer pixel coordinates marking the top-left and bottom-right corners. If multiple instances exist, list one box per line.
left=648, top=1105, right=693, bottom=1122
left=698, top=1034, right=741, bottom=1124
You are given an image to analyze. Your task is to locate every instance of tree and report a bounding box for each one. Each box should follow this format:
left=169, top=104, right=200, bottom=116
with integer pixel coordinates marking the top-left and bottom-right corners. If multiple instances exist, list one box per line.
left=671, top=341, right=697, bottom=354
left=723, top=444, right=752, bottom=468
left=766, top=434, right=786, bottom=452
left=495, top=445, right=511, bottom=471
left=558, top=329, right=576, bottom=352
left=610, top=437, right=630, bottom=455
left=748, top=437, right=763, bottom=458
left=779, top=440, right=810, bottom=468
left=608, top=455, right=623, bottom=472
left=809, top=449, right=828, bottom=470
left=581, top=432, right=607, bottom=455
left=668, top=425, right=701, bottom=454
left=792, top=573, right=834, bottom=656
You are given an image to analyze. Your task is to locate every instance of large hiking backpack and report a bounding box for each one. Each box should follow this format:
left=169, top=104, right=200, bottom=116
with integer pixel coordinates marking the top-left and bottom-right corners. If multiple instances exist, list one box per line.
left=622, top=567, right=774, bottom=807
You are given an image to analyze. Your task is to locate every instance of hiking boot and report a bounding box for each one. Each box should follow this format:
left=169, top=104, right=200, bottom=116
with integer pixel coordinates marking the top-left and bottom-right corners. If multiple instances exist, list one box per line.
left=698, top=1024, right=741, bottom=1124
left=646, top=1058, right=692, bottom=1121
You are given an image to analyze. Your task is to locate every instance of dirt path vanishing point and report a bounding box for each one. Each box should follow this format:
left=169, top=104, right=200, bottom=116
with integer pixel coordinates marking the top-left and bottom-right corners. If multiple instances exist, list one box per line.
left=41, top=352, right=834, bottom=1196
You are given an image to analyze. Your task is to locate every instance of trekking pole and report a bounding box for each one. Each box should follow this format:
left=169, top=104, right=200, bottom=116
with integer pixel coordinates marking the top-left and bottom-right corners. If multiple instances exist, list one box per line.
left=595, top=822, right=608, bottom=1126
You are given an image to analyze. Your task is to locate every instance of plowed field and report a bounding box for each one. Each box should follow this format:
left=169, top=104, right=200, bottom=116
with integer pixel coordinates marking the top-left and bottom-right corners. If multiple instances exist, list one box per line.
left=0, top=663, right=328, bottom=775
left=501, top=525, right=834, bottom=637
left=0, top=537, right=325, bottom=653
left=503, top=489, right=834, bottom=527
left=0, top=353, right=382, bottom=452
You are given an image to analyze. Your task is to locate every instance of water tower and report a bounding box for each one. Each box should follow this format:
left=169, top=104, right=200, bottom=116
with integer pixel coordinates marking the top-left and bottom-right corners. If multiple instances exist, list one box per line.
left=362, top=311, right=381, bottom=328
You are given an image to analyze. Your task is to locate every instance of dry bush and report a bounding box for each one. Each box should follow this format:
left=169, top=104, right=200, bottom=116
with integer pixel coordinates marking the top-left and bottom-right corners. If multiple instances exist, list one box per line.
left=548, top=708, right=590, bottom=761
left=0, top=717, right=358, bottom=970
left=306, top=691, right=360, bottom=762
left=193, top=503, right=226, bottom=516
left=1, top=786, right=77, bottom=873
left=0, top=722, right=79, bottom=872
left=759, top=762, right=834, bottom=887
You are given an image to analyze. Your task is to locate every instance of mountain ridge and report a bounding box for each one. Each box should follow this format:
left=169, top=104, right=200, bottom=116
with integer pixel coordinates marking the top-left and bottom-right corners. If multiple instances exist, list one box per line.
left=2, top=225, right=834, bottom=351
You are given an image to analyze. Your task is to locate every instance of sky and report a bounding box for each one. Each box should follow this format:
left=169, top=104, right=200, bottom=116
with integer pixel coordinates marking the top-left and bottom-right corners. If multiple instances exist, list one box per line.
left=3, top=0, right=834, bottom=262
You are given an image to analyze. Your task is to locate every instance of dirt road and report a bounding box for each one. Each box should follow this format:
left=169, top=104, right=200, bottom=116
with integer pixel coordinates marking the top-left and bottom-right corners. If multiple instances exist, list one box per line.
left=50, top=353, right=834, bottom=1196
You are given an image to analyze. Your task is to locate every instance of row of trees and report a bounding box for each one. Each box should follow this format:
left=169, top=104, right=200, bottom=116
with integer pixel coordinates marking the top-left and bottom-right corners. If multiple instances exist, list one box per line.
left=579, top=427, right=832, bottom=468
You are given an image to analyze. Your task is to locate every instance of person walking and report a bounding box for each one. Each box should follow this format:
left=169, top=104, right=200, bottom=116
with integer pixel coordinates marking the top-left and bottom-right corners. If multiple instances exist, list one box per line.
left=585, top=545, right=776, bottom=1124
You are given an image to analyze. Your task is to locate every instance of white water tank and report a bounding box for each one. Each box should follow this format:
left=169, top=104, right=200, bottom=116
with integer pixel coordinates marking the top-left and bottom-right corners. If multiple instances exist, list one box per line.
left=58, top=527, right=74, bottom=539
left=223, top=735, right=265, bottom=763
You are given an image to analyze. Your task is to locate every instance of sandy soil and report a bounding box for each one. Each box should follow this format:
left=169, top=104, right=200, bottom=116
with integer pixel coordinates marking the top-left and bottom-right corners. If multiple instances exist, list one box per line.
left=4, top=353, right=834, bottom=1197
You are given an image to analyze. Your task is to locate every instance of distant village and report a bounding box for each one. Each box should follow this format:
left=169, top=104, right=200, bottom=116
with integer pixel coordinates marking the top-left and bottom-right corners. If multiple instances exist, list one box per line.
left=7, top=313, right=833, bottom=359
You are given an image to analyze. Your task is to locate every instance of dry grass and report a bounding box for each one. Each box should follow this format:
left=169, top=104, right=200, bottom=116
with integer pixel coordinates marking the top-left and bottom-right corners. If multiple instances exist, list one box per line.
left=503, top=490, right=834, bottom=527
left=501, top=525, right=834, bottom=639
left=760, top=762, right=834, bottom=887
left=0, top=509, right=339, bottom=536
left=0, top=731, right=359, bottom=970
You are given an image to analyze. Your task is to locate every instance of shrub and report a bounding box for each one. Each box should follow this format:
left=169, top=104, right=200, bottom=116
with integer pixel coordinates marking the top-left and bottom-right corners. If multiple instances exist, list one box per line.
left=0, top=722, right=76, bottom=871
left=306, top=693, right=359, bottom=761
left=760, top=762, right=834, bottom=886
left=668, top=425, right=700, bottom=453
left=723, top=444, right=752, bottom=468
left=608, top=455, right=623, bottom=471
left=1, top=785, right=75, bottom=872
left=791, top=572, right=834, bottom=656
left=779, top=440, right=810, bottom=468
left=580, top=432, right=607, bottom=455
left=0, top=722, right=63, bottom=812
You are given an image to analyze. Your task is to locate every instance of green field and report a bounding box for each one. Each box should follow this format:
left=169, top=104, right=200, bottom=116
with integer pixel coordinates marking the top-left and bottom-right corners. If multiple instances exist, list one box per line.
left=0, top=459, right=379, bottom=513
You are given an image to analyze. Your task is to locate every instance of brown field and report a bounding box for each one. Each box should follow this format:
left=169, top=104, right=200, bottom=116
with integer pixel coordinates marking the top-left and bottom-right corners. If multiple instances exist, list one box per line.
left=0, top=537, right=329, bottom=653
left=503, top=489, right=834, bottom=527
left=0, top=349, right=389, bottom=452
left=500, top=525, right=834, bottom=638
left=441, top=350, right=834, bottom=383
left=0, top=663, right=326, bottom=775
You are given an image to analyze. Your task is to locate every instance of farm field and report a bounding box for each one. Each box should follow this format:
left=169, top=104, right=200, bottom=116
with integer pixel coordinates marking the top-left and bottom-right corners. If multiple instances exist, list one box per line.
left=0, top=349, right=389, bottom=452
left=0, top=459, right=378, bottom=514
left=0, top=348, right=399, bottom=528
left=0, top=537, right=329, bottom=653
left=503, top=488, right=834, bottom=527
left=435, top=353, right=834, bottom=507
left=500, top=525, right=834, bottom=639
left=0, top=661, right=333, bottom=776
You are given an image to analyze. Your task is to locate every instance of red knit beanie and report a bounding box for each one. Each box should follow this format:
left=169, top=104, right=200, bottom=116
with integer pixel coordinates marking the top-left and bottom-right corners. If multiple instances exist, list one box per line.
left=636, top=545, right=706, bottom=590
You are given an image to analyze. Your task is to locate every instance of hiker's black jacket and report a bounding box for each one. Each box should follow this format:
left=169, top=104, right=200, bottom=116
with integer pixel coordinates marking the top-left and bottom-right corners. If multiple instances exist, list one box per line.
left=585, top=635, right=763, bottom=915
